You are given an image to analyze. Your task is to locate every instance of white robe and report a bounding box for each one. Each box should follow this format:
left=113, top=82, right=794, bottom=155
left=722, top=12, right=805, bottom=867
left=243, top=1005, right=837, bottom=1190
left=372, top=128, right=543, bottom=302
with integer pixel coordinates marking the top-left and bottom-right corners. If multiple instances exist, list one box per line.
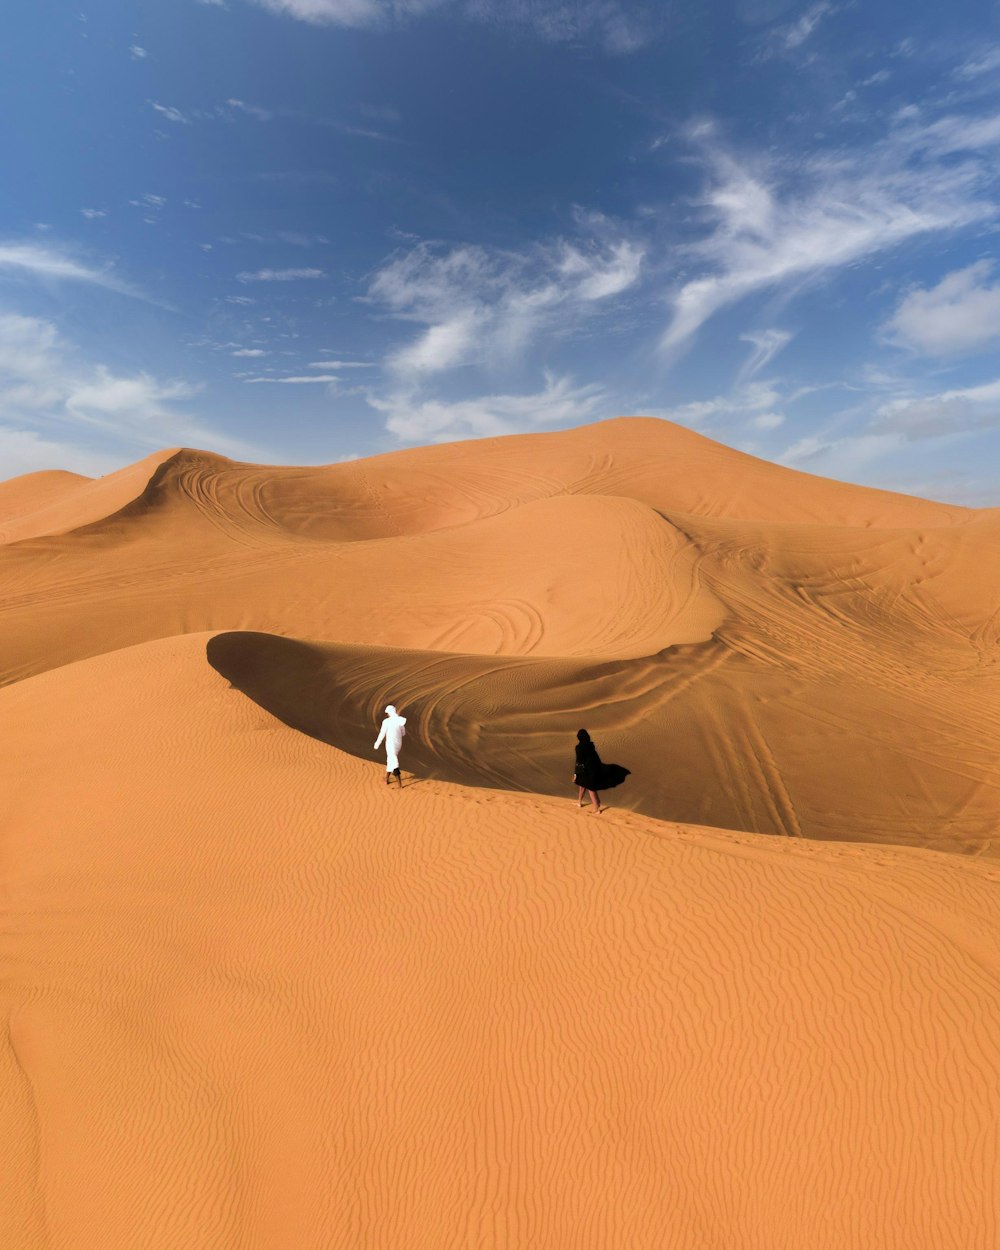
left=374, top=710, right=407, bottom=771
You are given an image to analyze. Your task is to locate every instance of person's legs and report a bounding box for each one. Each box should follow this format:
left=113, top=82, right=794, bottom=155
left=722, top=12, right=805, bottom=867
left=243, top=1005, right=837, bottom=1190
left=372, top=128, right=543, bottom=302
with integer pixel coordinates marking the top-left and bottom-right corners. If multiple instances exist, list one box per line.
left=588, top=789, right=602, bottom=813
left=578, top=785, right=588, bottom=808
left=392, top=766, right=402, bottom=787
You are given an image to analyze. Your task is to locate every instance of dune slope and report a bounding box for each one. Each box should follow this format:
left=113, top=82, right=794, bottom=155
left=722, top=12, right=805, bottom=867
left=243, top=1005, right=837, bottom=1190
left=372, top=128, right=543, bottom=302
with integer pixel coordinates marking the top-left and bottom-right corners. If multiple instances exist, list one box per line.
left=1, top=632, right=999, bottom=1250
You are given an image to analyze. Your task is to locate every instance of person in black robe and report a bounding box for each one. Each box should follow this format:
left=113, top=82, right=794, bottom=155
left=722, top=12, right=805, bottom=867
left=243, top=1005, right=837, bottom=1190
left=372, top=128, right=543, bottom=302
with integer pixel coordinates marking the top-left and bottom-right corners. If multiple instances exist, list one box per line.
left=574, top=728, right=629, bottom=815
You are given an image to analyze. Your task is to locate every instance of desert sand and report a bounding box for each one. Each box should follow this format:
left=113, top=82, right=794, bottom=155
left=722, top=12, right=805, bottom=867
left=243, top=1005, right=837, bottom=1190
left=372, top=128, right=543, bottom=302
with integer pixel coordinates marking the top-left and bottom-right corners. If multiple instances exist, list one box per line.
left=1, top=417, right=999, bottom=1248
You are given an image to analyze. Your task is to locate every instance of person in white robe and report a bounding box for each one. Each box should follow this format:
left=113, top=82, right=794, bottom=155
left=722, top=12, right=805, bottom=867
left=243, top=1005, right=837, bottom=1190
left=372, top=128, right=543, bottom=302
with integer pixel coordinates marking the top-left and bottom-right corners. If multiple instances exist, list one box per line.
left=374, top=704, right=407, bottom=787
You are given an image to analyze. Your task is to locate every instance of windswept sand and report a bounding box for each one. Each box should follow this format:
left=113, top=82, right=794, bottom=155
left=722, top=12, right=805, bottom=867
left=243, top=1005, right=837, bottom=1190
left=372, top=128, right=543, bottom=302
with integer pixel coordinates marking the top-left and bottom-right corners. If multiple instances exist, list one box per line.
left=2, top=632, right=999, bottom=1249
left=1, top=418, right=999, bottom=1248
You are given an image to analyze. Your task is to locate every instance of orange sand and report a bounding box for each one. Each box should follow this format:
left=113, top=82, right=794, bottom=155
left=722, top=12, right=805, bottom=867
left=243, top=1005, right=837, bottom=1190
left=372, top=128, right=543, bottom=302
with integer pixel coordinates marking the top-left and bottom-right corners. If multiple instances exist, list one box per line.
left=1, top=418, right=999, bottom=1248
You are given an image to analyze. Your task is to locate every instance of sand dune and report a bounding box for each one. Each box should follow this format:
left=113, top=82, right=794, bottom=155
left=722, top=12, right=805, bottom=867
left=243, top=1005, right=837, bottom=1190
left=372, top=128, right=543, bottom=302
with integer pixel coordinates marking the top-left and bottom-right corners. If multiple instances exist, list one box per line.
left=1, top=417, right=996, bottom=849
left=1, top=631, right=999, bottom=1249
left=0, top=468, right=90, bottom=528
left=0, top=448, right=184, bottom=546
left=2, top=418, right=999, bottom=1245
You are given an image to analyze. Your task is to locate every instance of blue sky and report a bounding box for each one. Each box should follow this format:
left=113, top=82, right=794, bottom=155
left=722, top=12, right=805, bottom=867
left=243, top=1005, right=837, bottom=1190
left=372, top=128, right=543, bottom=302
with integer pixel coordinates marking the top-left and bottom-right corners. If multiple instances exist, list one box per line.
left=2, top=0, right=1000, bottom=503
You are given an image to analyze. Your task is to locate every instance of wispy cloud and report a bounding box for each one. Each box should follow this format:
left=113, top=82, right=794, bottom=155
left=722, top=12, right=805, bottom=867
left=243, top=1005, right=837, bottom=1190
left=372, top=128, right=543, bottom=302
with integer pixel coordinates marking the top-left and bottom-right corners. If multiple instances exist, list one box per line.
left=769, top=364, right=1000, bottom=497
left=307, top=359, right=374, bottom=368
left=370, top=216, right=643, bottom=377
left=956, top=45, right=1000, bottom=80
left=737, top=328, right=793, bottom=381
left=232, top=347, right=267, bottom=356
left=870, top=376, right=1000, bottom=441
left=644, top=379, right=785, bottom=429
left=368, top=372, right=607, bottom=442
left=0, top=312, right=256, bottom=466
left=778, top=430, right=904, bottom=479
left=235, top=0, right=657, bottom=52
left=659, top=114, right=1000, bottom=355
left=770, top=1, right=835, bottom=52
left=0, top=241, right=141, bottom=297
left=149, top=101, right=190, bottom=124
left=215, top=96, right=399, bottom=141
left=236, top=267, right=326, bottom=282
left=80, top=208, right=108, bottom=220
left=749, top=411, right=785, bottom=430
left=884, top=261, right=1000, bottom=356
left=243, top=373, right=341, bottom=383
left=463, top=0, right=657, bottom=53
left=224, top=97, right=275, bottom=121
left=127, top=193, right=168, bottom=226
left=130, top=44, right=148, bottom=59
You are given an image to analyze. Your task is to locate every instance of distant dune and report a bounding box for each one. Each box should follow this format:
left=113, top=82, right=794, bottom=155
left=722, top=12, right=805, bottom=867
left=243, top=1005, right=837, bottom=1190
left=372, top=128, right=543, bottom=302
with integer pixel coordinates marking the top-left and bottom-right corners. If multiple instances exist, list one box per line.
left=1, top=417, right=996, bottom=848
left=2, top=417, right=999, bottom=1248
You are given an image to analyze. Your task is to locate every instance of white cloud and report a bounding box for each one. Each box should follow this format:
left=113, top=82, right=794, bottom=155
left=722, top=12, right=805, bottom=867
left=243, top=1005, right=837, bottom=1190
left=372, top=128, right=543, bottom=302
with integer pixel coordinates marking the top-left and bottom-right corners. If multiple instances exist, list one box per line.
left=0, top=426, right=120, bottom=479
left=904, top=111, right=1000, bottom=157
left=0, top=312, right=256, bottom=463
left=660, top=126, right=997, bottom=355
left=67, top=369, right=194, bottom=422
left=369, top=372, right=606, bottom=442
left=243, top=373, right=340, bottom=383
left=307, top=359, right=374, bottom=368
left=149, top=101, right=190, bottom=124
left=463, top=0, right=655, bottom=53
left=225, top=97, right=275, bottom=121
left=240, top=0, right=654, bottom=51
left=646, top=380, right=783, bottom=428
left=225, top=294, right=256, bottom=305
left=750, top=411, right=785, bottom=430
left=738, top=328, right=792, bottom=380
left=236, top=267, right=325, bottom=282
left=232, top=347, right=266, bottom=357
left=129, top=193, right=167, bottom=210
left=80, top=208, right=108, bottom=220
left=557, top=237, right=644, bottom=299
left=774, top=1, right=835, bottom=50
left=779, top=431, right=904, bottom=477
left=884, top=261, right=1000, bottom=355
left=0, top=241, right=135, bottom=295
left=130, top=44, right=148, bottom=59
left=250, top=0, right=382, bottom=24
left=870, top=377, right=1000, bottom=441
left=371, top=222, right=643, bottom=377
left=956, top=45, right=1000, bottom=79
left=389, top=311, right=482, bottom=374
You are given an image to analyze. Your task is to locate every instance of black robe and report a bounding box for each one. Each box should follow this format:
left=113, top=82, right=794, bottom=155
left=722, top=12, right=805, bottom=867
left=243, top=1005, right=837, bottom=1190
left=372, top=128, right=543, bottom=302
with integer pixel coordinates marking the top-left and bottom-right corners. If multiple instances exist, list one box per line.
left=574, top=738, right=630, bottom=792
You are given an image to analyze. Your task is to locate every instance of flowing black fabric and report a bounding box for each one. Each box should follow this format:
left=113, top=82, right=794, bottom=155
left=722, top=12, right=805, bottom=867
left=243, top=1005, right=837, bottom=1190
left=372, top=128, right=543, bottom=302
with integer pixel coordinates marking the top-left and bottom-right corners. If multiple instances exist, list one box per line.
left=574, top=739, right=630, bottom=792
